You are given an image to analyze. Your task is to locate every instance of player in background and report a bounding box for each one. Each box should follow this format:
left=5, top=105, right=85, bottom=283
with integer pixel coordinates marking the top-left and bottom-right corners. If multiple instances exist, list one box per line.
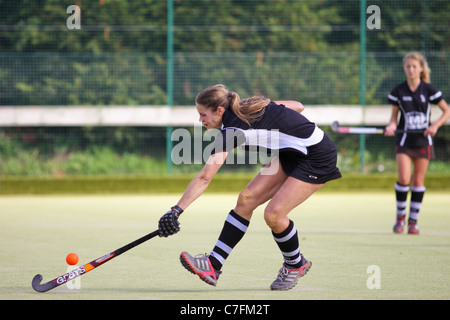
left=385, top=52, right=450, bottom=234
left=158, top=84, right=341, bottom=290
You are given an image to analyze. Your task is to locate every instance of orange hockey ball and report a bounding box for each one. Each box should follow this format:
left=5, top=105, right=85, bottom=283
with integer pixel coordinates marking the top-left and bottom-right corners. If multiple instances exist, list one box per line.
left=66, top=253, right=79, bottom=265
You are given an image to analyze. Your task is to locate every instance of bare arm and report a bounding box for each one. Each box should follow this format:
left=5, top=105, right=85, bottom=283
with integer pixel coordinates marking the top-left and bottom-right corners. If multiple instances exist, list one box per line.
left=176, top=151, right=228, bottom=211
left=425, top=99, right=450, bottom=137
left=384, top=105, right=399, bottom=136
left=274, top=100, right=304, bottom=114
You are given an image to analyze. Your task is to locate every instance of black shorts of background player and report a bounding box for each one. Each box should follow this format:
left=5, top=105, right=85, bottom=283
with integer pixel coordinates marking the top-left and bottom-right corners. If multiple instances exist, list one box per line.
left=385, top=52, right=450, bottom=235
left=158, top=84, right=341, bottom=290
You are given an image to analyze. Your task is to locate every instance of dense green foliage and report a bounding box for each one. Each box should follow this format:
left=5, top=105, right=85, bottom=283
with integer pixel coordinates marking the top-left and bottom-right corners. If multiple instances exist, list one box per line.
left=0, top=0, right=449, bottom=105
left=0, top=1, right=449, bottom=178
left=1, top=125, right=450, bottom=177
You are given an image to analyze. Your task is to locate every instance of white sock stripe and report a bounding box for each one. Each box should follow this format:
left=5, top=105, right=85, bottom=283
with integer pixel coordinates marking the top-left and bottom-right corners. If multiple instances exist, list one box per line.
left=216, top=240, right=233, bottom=255
left=274, top=225, right=297, bottom=243
left=281, top=247, right=300, bottom=257
left=409, top=212, right=419, bottom=220
left=210, top=251, right=226, bottom=265
left=395, top=183, right=410, bottom=192
left=410, top=201, right=423, bottom=210
left=396, top=200, right=407, bottom=208
left=411, top=186, right=426, bottom=193
left=285, top=256, right=302, bottom=265
left=226, top=214, right=248, bottom=233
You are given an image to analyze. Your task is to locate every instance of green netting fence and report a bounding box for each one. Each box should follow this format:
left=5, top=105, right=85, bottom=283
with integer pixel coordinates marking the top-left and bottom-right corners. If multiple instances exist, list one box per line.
left=0, top=0, right=449, bottom=177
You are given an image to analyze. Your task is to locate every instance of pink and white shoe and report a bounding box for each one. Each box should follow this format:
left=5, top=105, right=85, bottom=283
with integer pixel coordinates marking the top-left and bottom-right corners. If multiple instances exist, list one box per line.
left=393, top=215, right=406, bottom=233
left=408, top=221, right=420, bottom=235
left=270, top=257, right=312, bottom=291
left=180, top=251, right=221, bottom=286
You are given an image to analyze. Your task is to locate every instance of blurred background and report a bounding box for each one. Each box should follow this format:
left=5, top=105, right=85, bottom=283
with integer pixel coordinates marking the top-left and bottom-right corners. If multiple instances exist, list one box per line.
left=1, top=0, right=449, bottom=179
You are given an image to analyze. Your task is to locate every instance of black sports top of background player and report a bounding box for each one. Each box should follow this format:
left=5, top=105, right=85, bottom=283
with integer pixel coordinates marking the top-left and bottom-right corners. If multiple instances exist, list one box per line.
left=388, top=80, right=444, bottom=147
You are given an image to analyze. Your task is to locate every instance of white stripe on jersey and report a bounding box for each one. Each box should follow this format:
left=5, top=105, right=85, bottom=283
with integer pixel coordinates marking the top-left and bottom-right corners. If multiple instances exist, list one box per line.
left=388, top=94, right=399, bottom=102
left=430, top=91, right=442, bottom=101
left=227, top=125, right=324, bottom=155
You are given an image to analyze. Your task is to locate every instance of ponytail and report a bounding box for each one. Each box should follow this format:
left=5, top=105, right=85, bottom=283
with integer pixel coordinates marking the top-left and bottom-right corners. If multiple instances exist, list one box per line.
left=231, top=94, right=270, bottom=125
left=196, top=84, right=270, bottom=126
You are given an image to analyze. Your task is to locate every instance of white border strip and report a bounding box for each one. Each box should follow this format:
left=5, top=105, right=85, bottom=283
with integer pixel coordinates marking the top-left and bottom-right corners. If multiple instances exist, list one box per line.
left=0, top=105, right=448, bottom=127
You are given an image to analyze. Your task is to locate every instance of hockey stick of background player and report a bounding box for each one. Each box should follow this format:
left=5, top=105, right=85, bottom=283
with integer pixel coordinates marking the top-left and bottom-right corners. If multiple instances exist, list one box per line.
left=331, top=121, right=425, bottom=135
left=32, top=229, right=160, bottom=293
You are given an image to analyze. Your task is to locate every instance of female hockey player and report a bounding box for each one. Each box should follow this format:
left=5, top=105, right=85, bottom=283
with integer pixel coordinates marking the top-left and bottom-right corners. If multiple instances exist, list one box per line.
left=158, top=84, right=341, bottom=290
left=386, top=52, right=449, bottom=234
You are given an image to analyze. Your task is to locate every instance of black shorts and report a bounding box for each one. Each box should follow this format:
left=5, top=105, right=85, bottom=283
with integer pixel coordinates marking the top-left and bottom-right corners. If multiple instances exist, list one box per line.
left=278, top=135, right=342, bottom=184
left=396, top=145, right=435, bottom=160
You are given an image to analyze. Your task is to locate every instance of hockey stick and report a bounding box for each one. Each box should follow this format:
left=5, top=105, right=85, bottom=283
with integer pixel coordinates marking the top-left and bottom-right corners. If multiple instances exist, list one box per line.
left=331, top=121, right=425, bottom=135
left=32, top=229, right=159, bottom=292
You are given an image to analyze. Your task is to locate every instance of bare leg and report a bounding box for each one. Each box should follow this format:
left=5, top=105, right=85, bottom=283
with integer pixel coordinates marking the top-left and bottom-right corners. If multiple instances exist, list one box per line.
left=264, top=178, right=323, bottom=233
left=233, top=157, right=288, bottom=221
left=396, top=153, right=412, bottom=185
left=412, top=157, right=429, bottom=187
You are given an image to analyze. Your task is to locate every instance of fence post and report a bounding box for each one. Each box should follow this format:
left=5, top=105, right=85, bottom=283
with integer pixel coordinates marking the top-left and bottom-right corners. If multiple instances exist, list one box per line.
left=166, top=0, right=174, bottom=174
left=359, top=0, right=367, bottom=173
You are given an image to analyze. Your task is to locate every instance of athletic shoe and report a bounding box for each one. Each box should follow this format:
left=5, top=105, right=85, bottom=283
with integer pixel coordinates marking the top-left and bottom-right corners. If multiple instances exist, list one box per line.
left=393, top=215, right=406, bottom=233
left=270, top=257, right=312, bottom=291
left=408, top=222, right=420, bottom=235
left=180, top=251, right=221, bottom=286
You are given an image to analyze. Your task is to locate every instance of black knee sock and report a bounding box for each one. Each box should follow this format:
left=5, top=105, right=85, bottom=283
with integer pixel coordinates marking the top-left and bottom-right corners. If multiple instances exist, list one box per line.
left=409, top=186, right=425, bottom=223
left=272, top=220, right=302, bottom=269
left=209, top=210, right=249, bottom=271
left=395, top=182, right=409, bottom=217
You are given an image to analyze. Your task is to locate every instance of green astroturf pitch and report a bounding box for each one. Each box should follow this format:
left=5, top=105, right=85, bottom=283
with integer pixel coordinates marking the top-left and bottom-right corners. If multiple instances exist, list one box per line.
left=0, top=192, right=449, bottom=300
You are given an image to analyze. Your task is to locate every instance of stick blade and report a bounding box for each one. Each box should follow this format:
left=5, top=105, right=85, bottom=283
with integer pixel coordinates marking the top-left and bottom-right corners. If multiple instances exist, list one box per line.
left=32, top=274, right=57, bottom=293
